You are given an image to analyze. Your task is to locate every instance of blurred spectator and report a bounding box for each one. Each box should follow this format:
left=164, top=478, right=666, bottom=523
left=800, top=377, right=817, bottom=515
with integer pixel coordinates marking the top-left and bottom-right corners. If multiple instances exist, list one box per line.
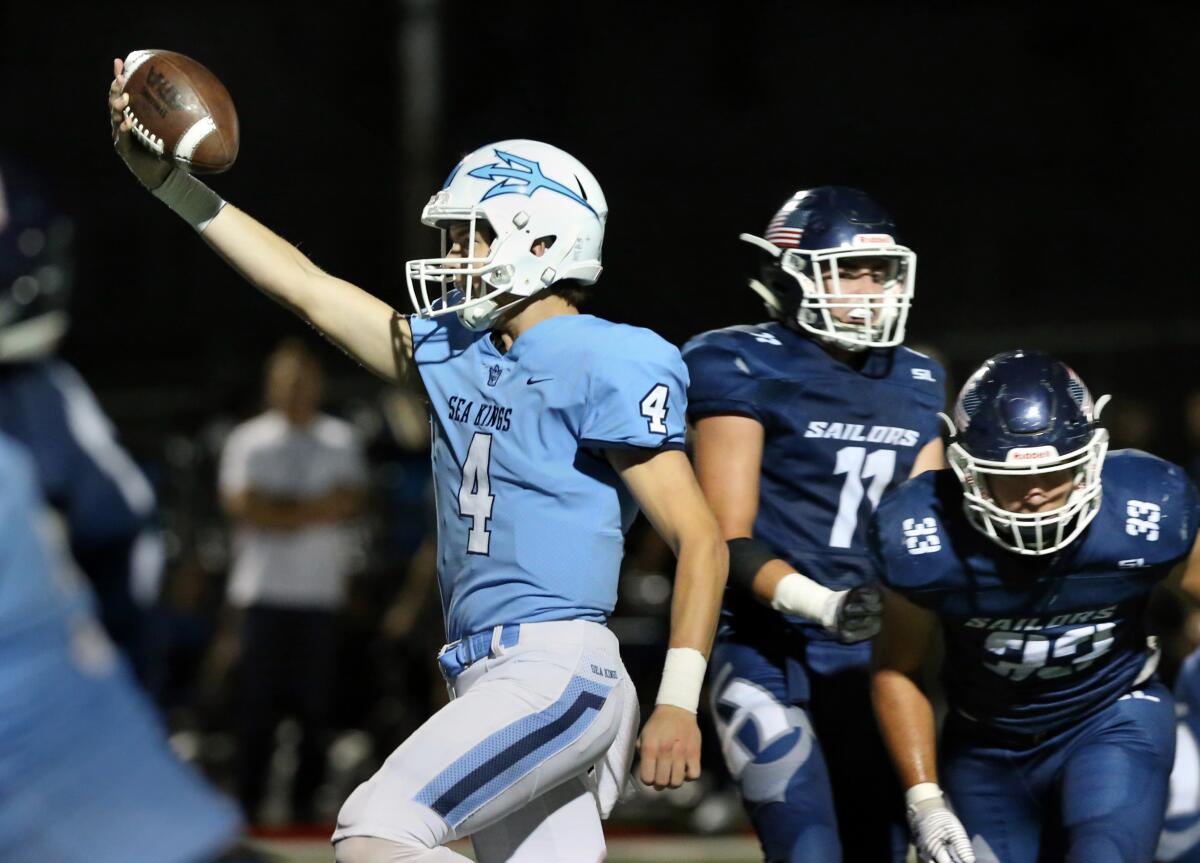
left=219, top=338, right=367, bottom=823
left=0, top=155, right=163, bottom=679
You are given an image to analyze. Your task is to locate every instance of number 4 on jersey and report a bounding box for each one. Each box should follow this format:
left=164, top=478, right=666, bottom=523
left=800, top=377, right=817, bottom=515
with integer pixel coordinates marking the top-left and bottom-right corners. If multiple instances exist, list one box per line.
left=640, top=384, right=670, bottom=434
left=459, top=432, right=495, bottom=554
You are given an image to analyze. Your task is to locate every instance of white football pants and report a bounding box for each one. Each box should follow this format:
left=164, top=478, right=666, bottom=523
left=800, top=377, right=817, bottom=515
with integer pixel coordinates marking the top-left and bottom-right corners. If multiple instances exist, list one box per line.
left=333, top=620, right=636, bottom=863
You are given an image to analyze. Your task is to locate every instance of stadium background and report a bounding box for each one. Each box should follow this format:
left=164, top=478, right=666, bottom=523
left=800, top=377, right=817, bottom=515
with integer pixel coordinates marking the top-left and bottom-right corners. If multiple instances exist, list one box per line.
left=2, top=2, right=1199, bottom=860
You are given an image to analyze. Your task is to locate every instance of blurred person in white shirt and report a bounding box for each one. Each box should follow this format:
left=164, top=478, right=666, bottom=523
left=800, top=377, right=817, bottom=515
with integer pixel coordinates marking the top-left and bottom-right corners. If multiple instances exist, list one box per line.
left=219, top=338, right=367, bottom=823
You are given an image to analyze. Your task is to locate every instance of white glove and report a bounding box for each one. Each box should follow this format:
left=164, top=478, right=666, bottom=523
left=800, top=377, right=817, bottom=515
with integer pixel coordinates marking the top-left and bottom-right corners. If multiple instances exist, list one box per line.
left=906, top=783, right=975, bottom=863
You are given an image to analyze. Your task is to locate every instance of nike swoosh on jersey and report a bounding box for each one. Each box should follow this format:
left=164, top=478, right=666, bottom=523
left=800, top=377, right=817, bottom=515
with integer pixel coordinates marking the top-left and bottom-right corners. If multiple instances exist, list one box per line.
left=527, top=376, right=554, bottom=385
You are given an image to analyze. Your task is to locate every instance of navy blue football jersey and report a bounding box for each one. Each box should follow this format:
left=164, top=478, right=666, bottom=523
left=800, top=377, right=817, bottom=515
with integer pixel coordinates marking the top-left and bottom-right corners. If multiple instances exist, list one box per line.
left=872, top=450, right=1200, bottom=735
left=683, top=322, right=944, bottom=632
left=0, top=361, right=156, bottom=545
left=0, top=361, right=160, bottom=662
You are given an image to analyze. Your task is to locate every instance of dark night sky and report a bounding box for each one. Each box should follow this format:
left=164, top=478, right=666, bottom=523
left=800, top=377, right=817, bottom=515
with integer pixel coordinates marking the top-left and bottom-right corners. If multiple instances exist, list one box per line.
left=1, top=1, right=1197, bottom=454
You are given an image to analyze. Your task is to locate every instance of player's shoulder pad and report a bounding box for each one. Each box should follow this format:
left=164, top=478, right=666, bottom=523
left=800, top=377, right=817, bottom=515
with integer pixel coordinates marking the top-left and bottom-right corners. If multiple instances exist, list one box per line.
left=573, top=317, right=687, bottom=378
left=573, top=318, right=688, bottom=450
left=682, top=324, right=791, bottom=421
left=887, top=346, right=947, bottom=398
left=1103, top=449, right=1192, bottom=504
left=682, top=322, right=789, bottom=364
left=875, top=468, right=944, bottom=530
left=1103, top=448, right=1200, bottom=536
left=566, top=319, right=691, bottom=396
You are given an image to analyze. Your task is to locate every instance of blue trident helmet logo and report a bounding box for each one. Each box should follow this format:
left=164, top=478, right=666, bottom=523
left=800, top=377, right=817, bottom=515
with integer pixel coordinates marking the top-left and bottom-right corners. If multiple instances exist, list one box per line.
left=465, top=150, right=597, bottom=217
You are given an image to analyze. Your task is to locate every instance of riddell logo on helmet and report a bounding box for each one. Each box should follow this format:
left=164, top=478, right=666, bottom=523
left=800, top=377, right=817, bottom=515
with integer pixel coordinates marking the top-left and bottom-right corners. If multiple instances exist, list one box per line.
left=852, top=234, right=894, bottom=245
left=1006, top=446, right=1059, bottom=463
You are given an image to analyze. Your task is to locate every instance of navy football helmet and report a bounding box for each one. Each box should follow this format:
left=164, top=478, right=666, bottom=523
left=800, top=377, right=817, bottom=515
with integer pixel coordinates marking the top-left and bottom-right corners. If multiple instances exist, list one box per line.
left=946, top=350, right=1110, bottom=556
left=0, top=157, right=72, bottom=362
left=741, top=186, right=916, bottom=351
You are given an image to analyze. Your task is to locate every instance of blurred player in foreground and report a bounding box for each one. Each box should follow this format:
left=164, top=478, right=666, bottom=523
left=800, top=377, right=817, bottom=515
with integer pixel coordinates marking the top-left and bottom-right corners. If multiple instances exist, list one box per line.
left=0, top=155, right=162, bottom=676
left=871, top=350, right=1200, bottom=863
left=109, top=58, right=726, bottom=863
left=683, top=187, right=943, bottom=862
left=0, top=426, right=256, bottom=862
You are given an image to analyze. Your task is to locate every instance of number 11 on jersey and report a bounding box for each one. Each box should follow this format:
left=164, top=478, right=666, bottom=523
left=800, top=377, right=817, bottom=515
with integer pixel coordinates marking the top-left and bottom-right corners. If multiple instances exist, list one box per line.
left=830, top=446, right=896, bottom=548
left=459, top=432, right=495, bottom=554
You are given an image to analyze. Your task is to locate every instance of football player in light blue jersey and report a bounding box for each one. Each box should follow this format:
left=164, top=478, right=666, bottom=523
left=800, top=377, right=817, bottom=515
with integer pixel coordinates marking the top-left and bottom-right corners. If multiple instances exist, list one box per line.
left=110, top=61, right=727, bottom=863
left=0, top=429, right=249, bottom=862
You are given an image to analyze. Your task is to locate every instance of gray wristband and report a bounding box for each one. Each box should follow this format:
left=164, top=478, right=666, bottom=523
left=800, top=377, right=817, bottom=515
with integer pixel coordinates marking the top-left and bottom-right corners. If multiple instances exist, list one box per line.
left=151, top=168, right=226, bottom=233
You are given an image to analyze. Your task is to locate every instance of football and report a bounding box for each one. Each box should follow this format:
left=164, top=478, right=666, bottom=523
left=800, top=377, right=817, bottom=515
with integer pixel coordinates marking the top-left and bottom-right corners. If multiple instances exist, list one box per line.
left=121, top=50, right=239, bottom=174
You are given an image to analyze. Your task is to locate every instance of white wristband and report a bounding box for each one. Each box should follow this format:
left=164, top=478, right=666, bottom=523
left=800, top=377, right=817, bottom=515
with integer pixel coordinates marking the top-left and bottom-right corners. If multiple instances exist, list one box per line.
left=771, top=572, right=841, bottom=629
left=654, top=647, right=707, bottom=713
left=151, top=167, right=226, bottom=233
left=905, top=782, right=945, bottom=808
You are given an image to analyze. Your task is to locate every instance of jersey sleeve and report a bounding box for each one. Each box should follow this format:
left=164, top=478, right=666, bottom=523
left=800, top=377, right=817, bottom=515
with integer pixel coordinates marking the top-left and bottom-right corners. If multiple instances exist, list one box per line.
left=867, top=474, right=949, bottom=611
left=579, top=335, right=688, bottom=451
left=681, top=338, right=768, bottom=424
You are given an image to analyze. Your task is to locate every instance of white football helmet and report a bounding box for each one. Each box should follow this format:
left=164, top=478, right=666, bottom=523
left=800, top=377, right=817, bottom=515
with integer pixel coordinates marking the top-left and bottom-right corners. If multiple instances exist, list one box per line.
left=406, top=140, right=607, bottom=331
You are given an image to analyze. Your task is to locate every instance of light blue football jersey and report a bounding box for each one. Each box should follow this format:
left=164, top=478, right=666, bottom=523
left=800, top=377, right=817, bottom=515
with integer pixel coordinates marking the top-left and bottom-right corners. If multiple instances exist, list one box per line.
left=408, top=312, right=688, bottom=641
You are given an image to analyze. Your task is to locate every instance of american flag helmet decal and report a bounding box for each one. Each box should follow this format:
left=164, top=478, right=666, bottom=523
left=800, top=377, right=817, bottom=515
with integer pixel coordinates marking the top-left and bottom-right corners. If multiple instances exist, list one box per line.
left=764, top=198, right=805, bottom=247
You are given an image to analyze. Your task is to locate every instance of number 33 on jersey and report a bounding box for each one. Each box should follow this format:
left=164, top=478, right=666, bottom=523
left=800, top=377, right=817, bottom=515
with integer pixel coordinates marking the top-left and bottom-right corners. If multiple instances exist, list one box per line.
left=409, top=311, right=688, bottom=642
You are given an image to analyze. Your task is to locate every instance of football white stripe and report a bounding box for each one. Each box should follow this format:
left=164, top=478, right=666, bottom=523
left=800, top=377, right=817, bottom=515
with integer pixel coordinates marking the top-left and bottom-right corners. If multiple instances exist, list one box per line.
left=175, top=116, right=217, bottom=163
left=123, top=49, right=157, bottom=77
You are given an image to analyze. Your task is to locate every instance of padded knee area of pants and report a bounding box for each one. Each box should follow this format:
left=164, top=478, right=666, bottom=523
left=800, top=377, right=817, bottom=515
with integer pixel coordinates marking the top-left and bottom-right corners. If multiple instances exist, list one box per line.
left=335, top=837, right=401, bottom=863
left=334, top=835, right=464, bottom=863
